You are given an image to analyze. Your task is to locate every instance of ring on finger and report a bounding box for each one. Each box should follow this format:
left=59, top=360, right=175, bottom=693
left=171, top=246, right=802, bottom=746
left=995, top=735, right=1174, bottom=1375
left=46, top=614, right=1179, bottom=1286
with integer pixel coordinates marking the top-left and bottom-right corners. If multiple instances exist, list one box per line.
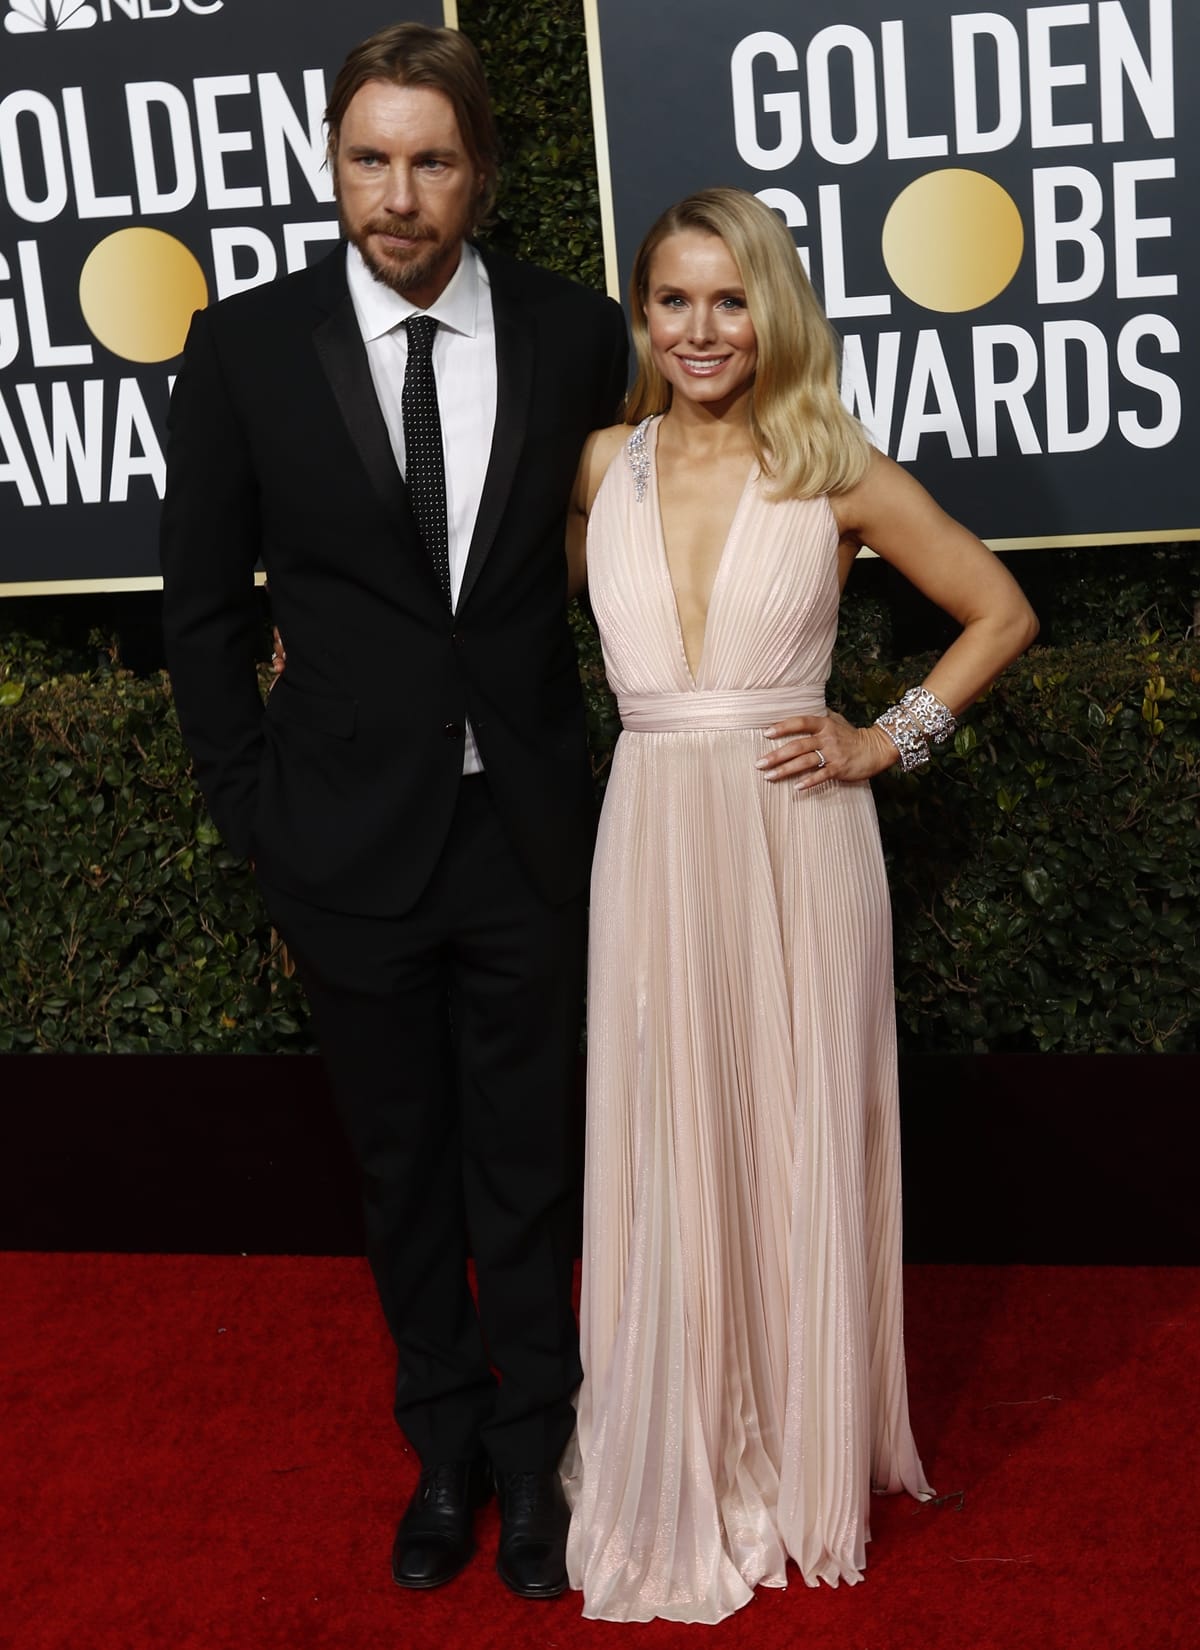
left=814, top=749, right=827, bottom=770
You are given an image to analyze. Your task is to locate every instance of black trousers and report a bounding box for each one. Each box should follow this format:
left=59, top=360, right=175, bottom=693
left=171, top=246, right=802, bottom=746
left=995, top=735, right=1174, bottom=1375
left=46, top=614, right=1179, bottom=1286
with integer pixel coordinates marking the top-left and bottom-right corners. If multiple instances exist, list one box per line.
left=262, top=775, right=587, bottom=1473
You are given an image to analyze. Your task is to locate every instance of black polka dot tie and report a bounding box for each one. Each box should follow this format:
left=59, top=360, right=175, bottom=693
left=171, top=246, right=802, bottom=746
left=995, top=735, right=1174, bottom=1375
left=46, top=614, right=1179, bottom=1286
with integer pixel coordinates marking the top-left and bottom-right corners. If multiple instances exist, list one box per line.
left=402, top=314, right=450, bottom=606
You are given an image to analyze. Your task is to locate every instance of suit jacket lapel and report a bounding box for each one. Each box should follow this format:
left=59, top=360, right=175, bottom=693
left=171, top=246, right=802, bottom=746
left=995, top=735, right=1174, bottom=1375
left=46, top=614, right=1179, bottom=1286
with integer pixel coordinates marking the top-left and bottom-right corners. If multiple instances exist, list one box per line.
left=312, top=290, right=416, bottom=537
left=457, top=253, right=534, bottom=611
left=308, top=251, right=444, bottom=605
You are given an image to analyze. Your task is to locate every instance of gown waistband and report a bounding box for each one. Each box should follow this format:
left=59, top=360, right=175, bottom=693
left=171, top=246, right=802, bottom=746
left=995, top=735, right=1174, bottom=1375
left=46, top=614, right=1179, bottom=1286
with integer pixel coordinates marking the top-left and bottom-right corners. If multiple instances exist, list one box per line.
left=616, top=687, right=826, bottom=732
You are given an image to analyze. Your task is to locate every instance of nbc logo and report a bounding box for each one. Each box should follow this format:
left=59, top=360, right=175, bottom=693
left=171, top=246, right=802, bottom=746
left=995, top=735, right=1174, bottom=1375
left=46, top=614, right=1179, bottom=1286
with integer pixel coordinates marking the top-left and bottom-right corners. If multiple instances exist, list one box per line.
left=5, top=0, right=97, bottom=27
left=5, top=0, right=223, bottom=28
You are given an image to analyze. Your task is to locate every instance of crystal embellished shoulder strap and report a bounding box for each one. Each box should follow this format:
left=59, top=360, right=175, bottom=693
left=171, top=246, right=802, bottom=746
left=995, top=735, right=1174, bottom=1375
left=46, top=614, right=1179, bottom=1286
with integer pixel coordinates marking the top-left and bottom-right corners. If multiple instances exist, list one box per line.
left=626, top=416, right=653, bottom=503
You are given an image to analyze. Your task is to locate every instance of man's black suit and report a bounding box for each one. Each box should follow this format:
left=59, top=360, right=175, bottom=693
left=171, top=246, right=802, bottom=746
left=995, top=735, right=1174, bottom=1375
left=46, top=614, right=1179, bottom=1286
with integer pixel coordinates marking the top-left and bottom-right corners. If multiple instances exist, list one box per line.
left=161, top=242, right=627, bottom=1472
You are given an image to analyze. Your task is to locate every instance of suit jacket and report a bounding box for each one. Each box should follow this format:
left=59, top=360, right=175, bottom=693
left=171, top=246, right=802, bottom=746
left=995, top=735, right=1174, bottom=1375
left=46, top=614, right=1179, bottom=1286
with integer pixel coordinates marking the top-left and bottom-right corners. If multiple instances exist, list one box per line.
left=160, top=242, right=628, bottom=916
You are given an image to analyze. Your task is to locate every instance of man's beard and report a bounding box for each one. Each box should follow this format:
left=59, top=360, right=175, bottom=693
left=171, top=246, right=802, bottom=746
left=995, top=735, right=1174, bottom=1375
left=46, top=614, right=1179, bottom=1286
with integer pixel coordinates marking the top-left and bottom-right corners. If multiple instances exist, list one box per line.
left=343, top=210, right=460, bottom=298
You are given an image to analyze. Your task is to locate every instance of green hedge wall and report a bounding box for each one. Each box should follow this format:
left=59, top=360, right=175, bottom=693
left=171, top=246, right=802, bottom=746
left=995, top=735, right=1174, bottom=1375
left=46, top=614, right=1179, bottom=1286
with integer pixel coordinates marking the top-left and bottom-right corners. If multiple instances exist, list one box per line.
left=465, top=0, right=607, bottom=292
left=1, top=0, right=1197, bottom=1053
left=3, top=623, right=1196, bottom=1054
left=841, top=641, right=1200, bottom=1053
left=0, top=638, right=307, bottom=1053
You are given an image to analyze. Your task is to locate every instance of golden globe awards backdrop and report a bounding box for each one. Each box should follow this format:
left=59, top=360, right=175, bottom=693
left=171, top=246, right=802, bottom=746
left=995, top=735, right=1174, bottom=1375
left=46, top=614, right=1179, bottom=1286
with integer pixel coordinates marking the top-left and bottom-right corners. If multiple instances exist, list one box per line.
left=0, top=0, right=453, bottom=592
left=585, top=0, right=1197, bottom=549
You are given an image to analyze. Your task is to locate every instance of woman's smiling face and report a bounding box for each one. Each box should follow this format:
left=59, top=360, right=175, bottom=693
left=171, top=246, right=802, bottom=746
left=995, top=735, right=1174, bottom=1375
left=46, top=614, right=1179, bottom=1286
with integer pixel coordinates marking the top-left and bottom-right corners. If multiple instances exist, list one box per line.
left=645, top=230, right=758, bottom=413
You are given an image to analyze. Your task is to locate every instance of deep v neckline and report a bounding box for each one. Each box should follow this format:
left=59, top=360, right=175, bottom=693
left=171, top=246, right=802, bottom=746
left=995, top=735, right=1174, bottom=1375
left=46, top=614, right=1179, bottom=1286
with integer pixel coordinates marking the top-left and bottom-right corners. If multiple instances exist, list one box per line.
left=647, top=416, right=758, bottom=690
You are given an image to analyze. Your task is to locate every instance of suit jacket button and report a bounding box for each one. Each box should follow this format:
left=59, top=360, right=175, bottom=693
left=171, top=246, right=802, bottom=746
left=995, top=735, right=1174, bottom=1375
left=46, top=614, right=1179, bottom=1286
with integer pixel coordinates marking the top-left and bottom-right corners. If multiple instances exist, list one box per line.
left=443, top=722, right=464, bottom=739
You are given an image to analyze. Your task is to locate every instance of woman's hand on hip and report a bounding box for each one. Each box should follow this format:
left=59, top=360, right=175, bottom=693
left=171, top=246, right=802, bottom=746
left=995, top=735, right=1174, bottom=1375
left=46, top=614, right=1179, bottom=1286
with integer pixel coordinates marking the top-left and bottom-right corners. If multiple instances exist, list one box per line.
left=755, top=712, right=899, bottom=790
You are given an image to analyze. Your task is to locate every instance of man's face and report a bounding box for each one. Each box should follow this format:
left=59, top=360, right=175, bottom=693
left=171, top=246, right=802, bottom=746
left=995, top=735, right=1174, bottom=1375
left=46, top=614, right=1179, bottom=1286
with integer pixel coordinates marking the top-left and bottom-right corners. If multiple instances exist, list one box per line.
left=335, top=80, right=483, bottom=308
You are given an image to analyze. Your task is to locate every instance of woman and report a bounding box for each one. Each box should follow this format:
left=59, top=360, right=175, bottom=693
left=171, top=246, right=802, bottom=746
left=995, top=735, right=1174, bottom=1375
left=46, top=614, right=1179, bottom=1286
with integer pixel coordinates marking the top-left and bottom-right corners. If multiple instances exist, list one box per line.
left=562, top=188, right=1037, bottom=1623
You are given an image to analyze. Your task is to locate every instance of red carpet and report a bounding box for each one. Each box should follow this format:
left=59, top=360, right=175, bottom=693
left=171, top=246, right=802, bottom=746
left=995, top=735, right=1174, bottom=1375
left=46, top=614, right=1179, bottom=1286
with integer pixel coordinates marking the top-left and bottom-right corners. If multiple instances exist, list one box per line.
left=1, top=1258, right=1196, bottom=1649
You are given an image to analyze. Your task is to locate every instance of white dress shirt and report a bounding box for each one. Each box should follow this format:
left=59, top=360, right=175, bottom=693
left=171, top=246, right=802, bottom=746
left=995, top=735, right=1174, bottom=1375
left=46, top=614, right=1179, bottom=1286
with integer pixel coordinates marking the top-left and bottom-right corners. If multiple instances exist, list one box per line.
left=346, top=241, right=497, bottom=773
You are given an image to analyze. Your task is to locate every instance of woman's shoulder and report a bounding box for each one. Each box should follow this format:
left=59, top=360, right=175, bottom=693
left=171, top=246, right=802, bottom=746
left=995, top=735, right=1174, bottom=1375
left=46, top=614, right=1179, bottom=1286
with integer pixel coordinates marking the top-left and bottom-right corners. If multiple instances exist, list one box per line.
left=827, top=445, right=918, bottom=535
left=578, top=422, right=639, bottom=513
left=590, top=420, right=644, bottom=464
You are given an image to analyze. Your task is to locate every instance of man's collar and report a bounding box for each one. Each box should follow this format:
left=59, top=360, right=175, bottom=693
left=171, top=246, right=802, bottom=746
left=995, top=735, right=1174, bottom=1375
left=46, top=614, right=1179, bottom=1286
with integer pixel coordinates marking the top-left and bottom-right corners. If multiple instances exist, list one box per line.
left=345, top=241, right=485, bottom=343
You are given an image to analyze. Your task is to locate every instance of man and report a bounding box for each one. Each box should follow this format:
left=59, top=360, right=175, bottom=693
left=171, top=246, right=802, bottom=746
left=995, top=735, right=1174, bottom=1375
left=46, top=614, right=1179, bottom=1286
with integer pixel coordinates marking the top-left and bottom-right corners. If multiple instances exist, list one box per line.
left=160, top=22, right=627, bottom=1600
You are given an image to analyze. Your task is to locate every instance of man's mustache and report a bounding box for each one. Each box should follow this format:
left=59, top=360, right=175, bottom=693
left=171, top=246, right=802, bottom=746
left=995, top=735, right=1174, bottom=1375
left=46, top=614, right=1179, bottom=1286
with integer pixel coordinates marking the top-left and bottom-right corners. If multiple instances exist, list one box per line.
left=364, top=217, right=438, bottom=243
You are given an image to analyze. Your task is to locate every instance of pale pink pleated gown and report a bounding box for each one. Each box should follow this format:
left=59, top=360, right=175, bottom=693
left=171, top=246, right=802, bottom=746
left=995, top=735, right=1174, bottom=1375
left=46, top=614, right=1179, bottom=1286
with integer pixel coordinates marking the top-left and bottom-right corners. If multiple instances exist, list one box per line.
left=564, top=417, right=932, bottom=1624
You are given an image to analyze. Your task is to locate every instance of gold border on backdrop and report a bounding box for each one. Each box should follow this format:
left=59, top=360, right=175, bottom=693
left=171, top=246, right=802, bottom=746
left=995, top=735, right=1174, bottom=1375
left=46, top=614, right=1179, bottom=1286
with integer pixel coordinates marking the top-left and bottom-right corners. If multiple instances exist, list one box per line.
left=984, top=528, right=1200, bottom=552
left=583, top=0, right=620, bottom=301
left=1, top=4, right=459, bottom=601
left=9, top=531, right=1199, bottom=595
left=2, top=572, right=270, bottom=597
left=2, top=578, right=166, bottom=597
left=9, top=529, right=1198, bottom=596
left=855, top=529, right=1200, bottom=560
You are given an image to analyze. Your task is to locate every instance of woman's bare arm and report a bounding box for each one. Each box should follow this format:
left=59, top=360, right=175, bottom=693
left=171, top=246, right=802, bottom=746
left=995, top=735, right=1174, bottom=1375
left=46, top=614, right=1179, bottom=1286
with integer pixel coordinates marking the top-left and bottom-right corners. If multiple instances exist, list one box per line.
left=760, top=449, right=1038, bottom=788
left=566, top=424, right=630, bottom=601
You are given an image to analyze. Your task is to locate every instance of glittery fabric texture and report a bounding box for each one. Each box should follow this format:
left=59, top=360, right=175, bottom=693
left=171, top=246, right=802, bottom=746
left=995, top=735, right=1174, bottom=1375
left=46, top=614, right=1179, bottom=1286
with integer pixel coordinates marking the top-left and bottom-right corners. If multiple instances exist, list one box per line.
left=402, top=315, right=451, bottom=604
left=564, top=416, right=932, bottom=1624
left=627, top=414, right=652, bottom=503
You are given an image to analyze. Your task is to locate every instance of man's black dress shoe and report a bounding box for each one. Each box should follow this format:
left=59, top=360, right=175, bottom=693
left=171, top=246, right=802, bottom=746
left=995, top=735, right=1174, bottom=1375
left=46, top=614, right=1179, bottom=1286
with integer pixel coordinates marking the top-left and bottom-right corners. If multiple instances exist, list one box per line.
left=391, top=1458, right=493, bottom=1590
left=495, top=1470, right=570, bottom=1599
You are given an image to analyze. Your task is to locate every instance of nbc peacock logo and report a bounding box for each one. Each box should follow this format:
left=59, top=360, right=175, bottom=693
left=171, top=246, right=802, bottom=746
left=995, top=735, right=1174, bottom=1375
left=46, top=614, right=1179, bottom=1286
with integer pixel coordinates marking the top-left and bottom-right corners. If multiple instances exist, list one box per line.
left=5, top=0, right=224, bottom=29
left=5, top=0, right=98, bottom=29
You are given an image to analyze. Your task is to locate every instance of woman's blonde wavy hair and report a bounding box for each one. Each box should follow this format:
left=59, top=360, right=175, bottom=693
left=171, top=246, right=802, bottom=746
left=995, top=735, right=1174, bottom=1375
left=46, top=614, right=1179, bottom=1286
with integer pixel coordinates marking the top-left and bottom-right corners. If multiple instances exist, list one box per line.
left=626, top=188, right=871, bottom=499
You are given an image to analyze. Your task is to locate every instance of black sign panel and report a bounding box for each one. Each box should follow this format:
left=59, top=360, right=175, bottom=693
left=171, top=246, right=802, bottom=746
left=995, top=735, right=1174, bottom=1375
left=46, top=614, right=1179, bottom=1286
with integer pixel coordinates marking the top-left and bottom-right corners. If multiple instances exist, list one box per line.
left=587, top=0, right=1198, bottom=547
left=0, top=0, right=450, bottom=590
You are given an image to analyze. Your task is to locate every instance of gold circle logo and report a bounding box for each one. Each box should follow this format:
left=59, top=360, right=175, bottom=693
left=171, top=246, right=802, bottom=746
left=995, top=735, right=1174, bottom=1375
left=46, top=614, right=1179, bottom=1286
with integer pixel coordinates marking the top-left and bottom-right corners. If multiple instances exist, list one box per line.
left=78, top=229, right=208, bottom=363
left=881, top=169, right=1024, bottom=314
